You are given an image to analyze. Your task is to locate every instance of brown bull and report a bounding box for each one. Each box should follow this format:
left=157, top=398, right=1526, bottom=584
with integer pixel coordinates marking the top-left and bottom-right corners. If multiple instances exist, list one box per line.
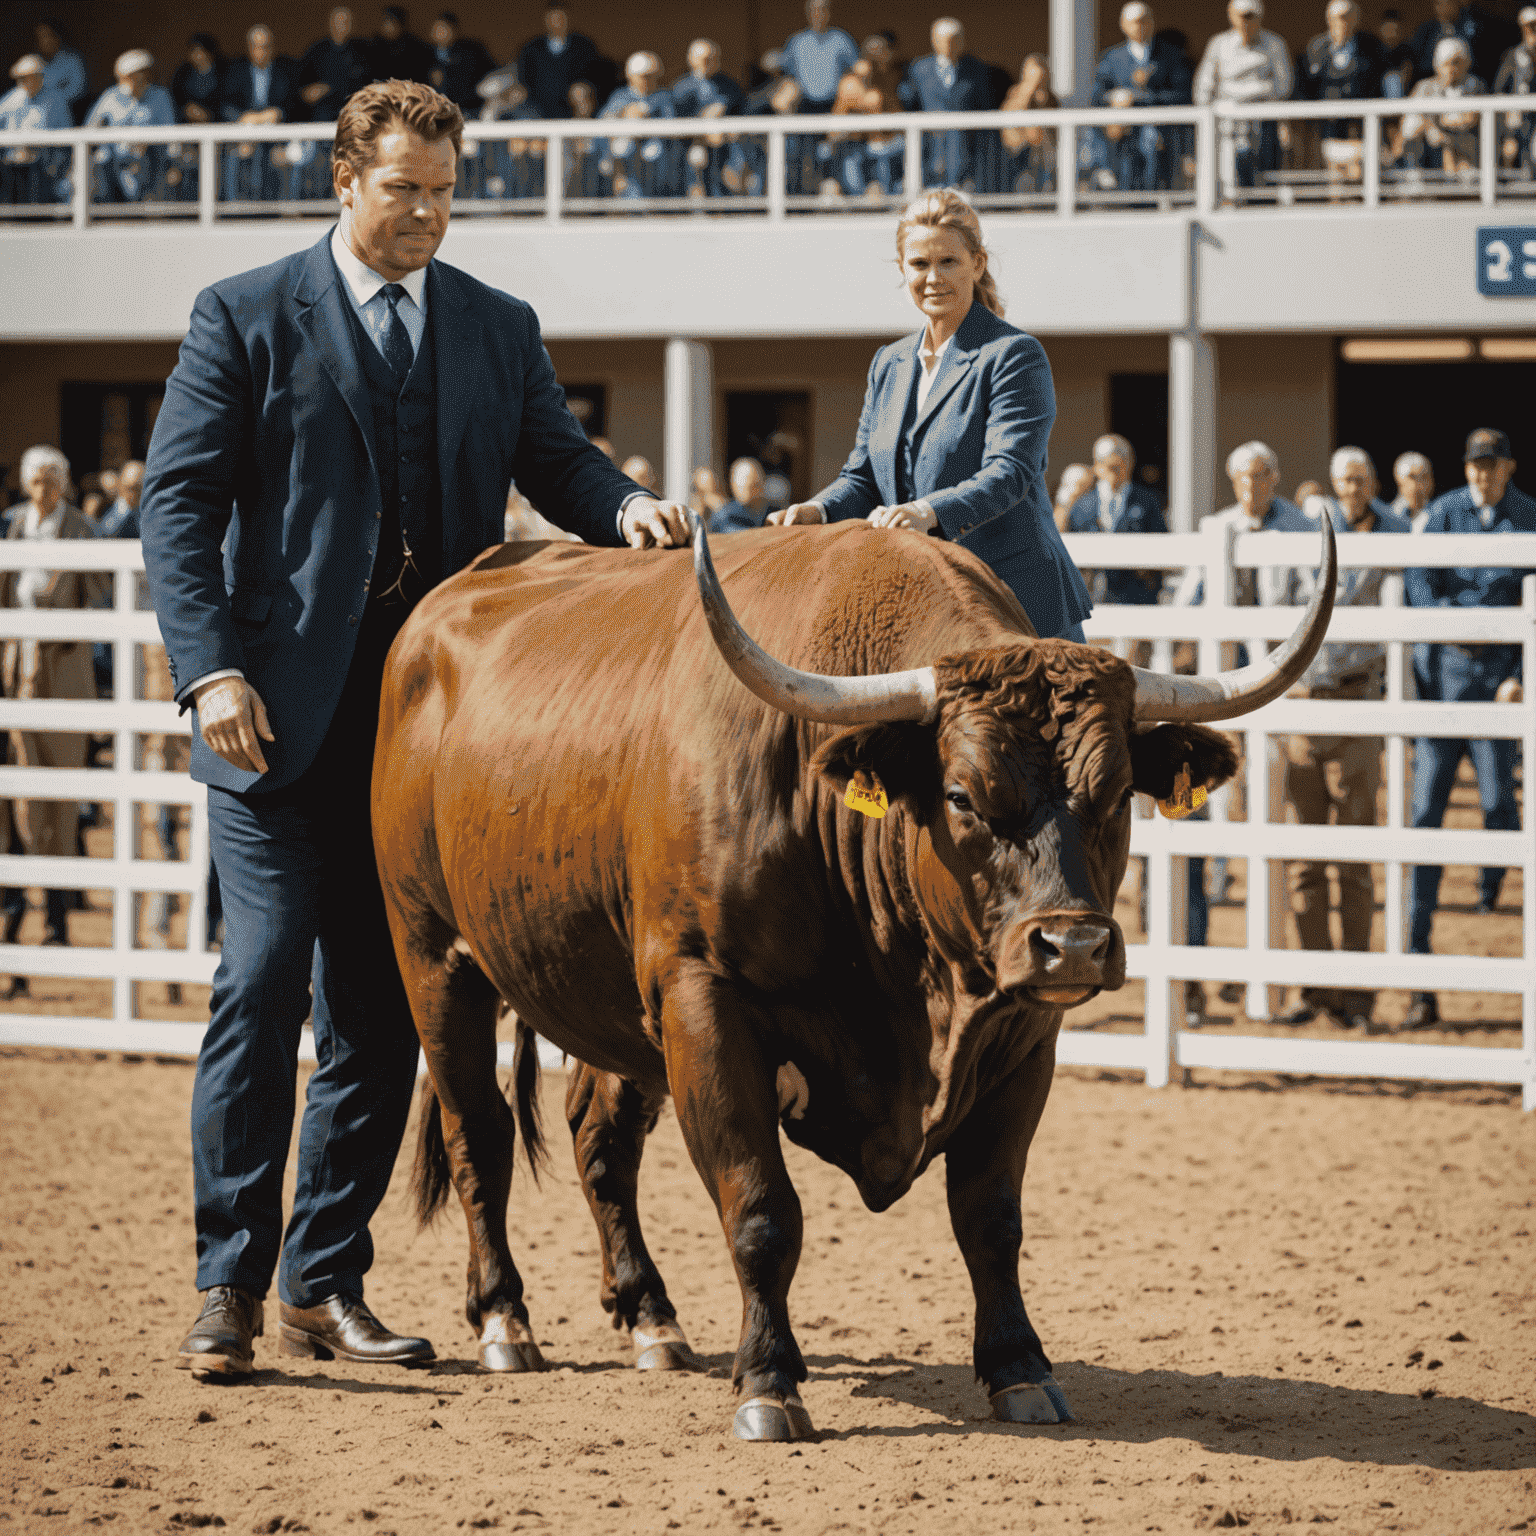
left=373, top=516, right=1334, bottom=1440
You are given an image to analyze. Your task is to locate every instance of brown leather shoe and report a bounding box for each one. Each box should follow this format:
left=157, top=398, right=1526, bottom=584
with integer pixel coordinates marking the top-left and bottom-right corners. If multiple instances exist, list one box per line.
left=177, top=1285, right=263, bottom=1377
left=278, top=1294, right=434, bottom=1365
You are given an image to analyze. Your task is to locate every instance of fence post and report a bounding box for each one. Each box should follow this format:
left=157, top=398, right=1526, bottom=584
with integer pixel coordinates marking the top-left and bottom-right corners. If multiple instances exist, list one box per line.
left=1056, top=122, right=1076, bottom=218
left=904, top=124, right=922, bottom=200
left=1523, top=575, right=1536, bottom=1113
left=71, top=140, right=90, bottom=229
left=1195, top=108, right=1217, bottom=214
left=767, top=127, right=787, bottom=221
left=545, top=127, right=563, bottom=223
left=1362, top=111, right=1381, bottom=208
left=1381, top=572, right=1407, bottom=957
left=1480, top=107, right=1498, bottom=205
left=112, top=550, right=137, bottom=1027
left=198, top=134, right=217, bottom=226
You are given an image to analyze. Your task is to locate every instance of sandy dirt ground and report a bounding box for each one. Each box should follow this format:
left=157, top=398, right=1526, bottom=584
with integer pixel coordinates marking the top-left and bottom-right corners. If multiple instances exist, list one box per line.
left=1, top=1048, right=1532, bottom=1536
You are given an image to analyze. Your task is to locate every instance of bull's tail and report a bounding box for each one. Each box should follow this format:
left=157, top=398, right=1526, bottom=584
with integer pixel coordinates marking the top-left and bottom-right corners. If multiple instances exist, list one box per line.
left=411, top=1017, right=548, bottom=1226
left=412, top=1076, right=454, bottom=1226
left=511, top=1018, right=547, bottom=1182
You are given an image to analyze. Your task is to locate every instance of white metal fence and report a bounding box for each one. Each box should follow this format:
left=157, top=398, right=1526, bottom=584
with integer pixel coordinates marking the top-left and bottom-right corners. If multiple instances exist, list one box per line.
left=0, top=531, right=1530, bottom=1108
left=3, top=93, right=1535, bottom=225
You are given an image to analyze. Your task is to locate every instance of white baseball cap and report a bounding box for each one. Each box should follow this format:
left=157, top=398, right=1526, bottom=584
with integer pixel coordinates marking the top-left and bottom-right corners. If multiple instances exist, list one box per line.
left=1121, top=2, right=1152, bottom=20
left=10, top=53, right=46, bottom=79
left=1230, top=0, right=1263, bottom=16
left=1325, top=0, right=1357, bottom=18
left=114, top=48, right=155, bottom=76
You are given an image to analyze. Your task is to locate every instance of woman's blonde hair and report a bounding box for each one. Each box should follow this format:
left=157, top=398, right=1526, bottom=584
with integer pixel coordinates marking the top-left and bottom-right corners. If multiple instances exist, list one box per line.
left=894, top=188, right=1004, bottom=317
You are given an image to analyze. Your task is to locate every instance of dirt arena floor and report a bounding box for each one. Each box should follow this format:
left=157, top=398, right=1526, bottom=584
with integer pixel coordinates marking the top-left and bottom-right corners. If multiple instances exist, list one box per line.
left=2, top=1047, right=1532, bottom=1536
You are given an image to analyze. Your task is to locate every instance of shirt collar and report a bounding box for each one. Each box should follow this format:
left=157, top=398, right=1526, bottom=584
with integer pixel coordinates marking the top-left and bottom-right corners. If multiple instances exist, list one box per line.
left=331, top=221, right=428, bottom=312
left=22, top=501, right=64, bottom=539
left=919, top=332, right=953, bottom=370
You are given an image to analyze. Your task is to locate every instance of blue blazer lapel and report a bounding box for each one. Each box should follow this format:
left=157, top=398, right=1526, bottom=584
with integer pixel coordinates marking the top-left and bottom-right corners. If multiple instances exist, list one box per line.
left=912, top=303, right=991, bottom=438
left=292, top=233, right=377, bottom=485
left=868, top=337, right=921, bottom=503
left=429, top=262, right=478, bottom=499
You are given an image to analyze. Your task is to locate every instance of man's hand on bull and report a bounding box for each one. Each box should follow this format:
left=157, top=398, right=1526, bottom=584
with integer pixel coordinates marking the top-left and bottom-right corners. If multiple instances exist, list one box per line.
left=767, top=503, right=826, bottom=526
left=192, top=675, right=275, bottom=775
left=867, top=501, right=937, bottom=533
left=620, top=496, right=691, bottom=549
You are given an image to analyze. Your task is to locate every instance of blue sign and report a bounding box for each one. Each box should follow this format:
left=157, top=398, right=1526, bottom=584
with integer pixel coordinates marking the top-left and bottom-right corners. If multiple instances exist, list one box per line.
left=1478, top=226, right=1536, bottom=297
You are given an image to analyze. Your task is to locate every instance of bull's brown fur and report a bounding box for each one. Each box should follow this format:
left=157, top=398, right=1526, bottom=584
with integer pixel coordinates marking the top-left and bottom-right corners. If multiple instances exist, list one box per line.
left=373, top=522, right=1239, bottom=1423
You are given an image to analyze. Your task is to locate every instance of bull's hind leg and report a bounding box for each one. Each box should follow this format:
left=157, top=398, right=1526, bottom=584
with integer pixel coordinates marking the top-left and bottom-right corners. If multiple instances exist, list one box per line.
left=566, top=1063, right=702, bottom=1371
left=405, top=922, right=545, bottom=1373
left=661, top=967, right=812, bottom=1442
left=944, top=1043, right=1071, bottom=1425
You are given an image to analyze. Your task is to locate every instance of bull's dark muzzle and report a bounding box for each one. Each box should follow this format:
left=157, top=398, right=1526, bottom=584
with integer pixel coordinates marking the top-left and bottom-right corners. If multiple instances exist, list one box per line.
left=995, top=911, right=1126, bottom=1007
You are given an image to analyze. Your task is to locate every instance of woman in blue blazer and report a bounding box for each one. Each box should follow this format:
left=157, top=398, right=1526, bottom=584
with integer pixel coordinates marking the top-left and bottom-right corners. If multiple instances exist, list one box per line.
left=773, top=190, right=1091, bottom=641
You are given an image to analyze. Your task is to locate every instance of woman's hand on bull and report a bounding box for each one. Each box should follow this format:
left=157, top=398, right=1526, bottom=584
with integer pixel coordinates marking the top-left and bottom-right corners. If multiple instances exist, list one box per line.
left=867, top=501, right=937, bottom=533
left=621, top=496, right=692, bottom=548
left=768, top=503, right=826, bottom=526
left=193, top=675, right=275, bottom=775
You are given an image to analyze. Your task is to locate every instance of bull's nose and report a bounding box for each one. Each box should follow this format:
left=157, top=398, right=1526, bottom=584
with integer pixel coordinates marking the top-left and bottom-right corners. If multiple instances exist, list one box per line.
left=996, top=912, right=1125, bottom=999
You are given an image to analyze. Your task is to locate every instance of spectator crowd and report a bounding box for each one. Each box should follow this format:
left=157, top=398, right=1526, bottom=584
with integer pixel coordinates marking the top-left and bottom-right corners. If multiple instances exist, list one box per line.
left=5, top=0, right=1536, bottom=208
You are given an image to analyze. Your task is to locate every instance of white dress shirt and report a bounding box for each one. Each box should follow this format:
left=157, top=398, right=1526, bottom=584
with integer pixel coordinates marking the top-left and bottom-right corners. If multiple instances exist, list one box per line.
left=915, top=333, right=953, bottom=414
left=330, top=221, right=427, bottom=362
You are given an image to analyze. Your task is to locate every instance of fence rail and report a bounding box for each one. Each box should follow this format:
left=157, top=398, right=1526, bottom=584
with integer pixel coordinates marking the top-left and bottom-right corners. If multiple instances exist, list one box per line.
left=0, top=531, right=1529, bottom=1106
left=3, top=93, right=1535, bottom=226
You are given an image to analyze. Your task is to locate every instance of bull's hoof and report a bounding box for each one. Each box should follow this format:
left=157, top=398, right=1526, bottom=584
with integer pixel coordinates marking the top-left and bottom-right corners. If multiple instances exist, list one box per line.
left=633, top=1320, right=704, bottom=1373
left=733, top=1393, right=816, bottom=1442
left=477, top=1316, right=547, bottom=1373
left=990, top=1376, right=1072, bottom=1424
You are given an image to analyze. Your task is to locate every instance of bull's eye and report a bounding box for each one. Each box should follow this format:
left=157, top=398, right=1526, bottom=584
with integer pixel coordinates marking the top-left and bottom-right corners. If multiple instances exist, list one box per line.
left=944, top=786, right=975, bottom=815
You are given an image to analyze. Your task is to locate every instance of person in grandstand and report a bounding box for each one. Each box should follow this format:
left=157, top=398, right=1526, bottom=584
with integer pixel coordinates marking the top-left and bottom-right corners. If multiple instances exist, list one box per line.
left=0, top=54, right=72, bottom=205
left=1494, top=7, right=1536, bottom=177
left=712, top=458, right=775, bottom=532
left=86, top=49, right=176, bottom=203
left=1397, top=37, right=1487, bottom=174
left=1193, top=0, right=1293, bottom=191
left=140, top=79, right=688, bottom=1380
left=517, top=4, right=604, bottom=121
left=599, top=51, right=678, bottom=199
left=1402, top=427, right=1534, bottom=1029
left=1296, top=0, right=1388, bottom=182
left=772, top=189, right=1092, bottom=643
left=672, top=39, right=744, bottom=198
left=1066, top=432, right=1169, bottom=613
left=1277, top=449, right=1409, bottom=1032
left=1092, top=2, right=1194, bottom=194
left=32, top=18, right=89, bottom=124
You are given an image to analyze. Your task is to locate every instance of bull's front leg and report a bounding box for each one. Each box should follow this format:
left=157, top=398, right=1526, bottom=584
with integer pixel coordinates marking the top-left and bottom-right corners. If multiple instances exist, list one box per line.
left=943, top=1039, right=1072, bottom=1425
left=661, top=966, right=812, bottom=1442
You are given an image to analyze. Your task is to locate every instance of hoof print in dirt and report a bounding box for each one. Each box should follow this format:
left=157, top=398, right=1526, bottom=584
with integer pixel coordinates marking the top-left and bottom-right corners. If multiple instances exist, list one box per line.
left=733, top=1394, right=816, bottom=1442
left=990, top=1376, right=1072, bottom=1424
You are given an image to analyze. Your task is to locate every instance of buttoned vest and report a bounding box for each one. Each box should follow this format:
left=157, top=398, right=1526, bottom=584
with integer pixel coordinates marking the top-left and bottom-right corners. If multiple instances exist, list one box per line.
left=340, top=292, right=442, bottom=596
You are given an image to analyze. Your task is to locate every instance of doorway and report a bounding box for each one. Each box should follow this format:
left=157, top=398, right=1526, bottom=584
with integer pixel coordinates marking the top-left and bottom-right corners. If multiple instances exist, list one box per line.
left=59, top=382, right=164, bottom=478
left=724, top=391, right=812, bottom=507
left=1109, top=372, right=1170, bottom=507
left=1334, top=354, right=1536, bottom=500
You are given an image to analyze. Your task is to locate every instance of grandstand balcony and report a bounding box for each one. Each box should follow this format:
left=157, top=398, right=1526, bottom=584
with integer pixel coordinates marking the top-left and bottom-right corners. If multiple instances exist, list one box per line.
left=4, top=97, right=1536, bottom=523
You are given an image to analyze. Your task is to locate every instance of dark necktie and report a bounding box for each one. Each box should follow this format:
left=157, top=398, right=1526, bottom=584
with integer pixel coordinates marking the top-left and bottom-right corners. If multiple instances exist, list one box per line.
left=378, top=283, right=415, bottom=381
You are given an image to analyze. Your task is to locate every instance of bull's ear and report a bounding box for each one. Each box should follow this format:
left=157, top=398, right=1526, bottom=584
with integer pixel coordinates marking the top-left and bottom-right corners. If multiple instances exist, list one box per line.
left=1129, top=723, right=1240, bottom=803
left=812, top=722, right=939, bottom=810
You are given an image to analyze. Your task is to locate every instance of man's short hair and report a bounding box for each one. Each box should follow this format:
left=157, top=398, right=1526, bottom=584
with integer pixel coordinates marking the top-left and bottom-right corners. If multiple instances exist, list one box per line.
left=1093, top=433, right=1134, bottom=466
left=333, top=79, right=464, bottom=176
left=730, top=456, right=764, bottom=477
left=1433, top=35, right=1471, bottom=66
left=625, top=51, right=662, bottom=76
left=1325, top=0, right=1358, bottom=20
left=933, top=17, right=965, bottom=38
left=247, top=24, right=273, bottom=44
left=1329, top=445, right=1373, bottom=480
left=1120, top=2, right=1152, bottom=22
left=1226, top=440, right=1279, bottom=477
left=1229, top=0, right=1263, bottom=17
left=1394, top=451, right=1431, bottom=476
left=20, top=444, right=69, bottom=484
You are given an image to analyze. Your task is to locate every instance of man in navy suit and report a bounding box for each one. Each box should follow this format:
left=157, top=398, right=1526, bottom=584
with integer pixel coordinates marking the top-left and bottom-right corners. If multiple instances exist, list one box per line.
left=219, top=24, right=301, bottom=202
left=1092, top=2, right=1194, bottom=191
left=901, top=18, right=996, bottom=189
left=1066, top=432, right=1168, bottom=609
left=517, top=5, right=604, bottom=120
left=142, top=79, right=688, bottom=1379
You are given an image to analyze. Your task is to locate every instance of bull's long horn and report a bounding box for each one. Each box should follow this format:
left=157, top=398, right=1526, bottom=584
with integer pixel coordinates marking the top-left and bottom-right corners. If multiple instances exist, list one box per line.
left=689, top=511, right=938, bottom=724
left=1131, top=511, right=1337, bottom=723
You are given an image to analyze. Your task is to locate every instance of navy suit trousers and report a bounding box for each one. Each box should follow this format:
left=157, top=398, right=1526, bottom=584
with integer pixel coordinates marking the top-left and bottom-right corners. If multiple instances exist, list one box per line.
left=191, top=596, right=420, bottom=1307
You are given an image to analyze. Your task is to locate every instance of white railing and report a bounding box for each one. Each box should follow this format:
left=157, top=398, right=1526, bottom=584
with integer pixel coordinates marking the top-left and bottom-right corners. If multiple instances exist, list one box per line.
left=0, top=531, right=1530, bottom=1107
left=3, top=93, right=1534, bottom=226
left=1062, top=526, right=1536, bottom=1111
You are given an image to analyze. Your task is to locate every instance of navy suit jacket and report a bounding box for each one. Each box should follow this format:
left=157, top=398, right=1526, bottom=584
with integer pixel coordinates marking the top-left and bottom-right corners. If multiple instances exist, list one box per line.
left=1091, top=39, right=1194, bottom=105
left=219, top=56, right=301, bottom=121
left=900, top=53, right=994, bottom=111
left=1067, top=481, right=1168, bottom=604
left=817, top=301, right=1092, bottom=640
left=142, top=231, right=637, bottom=793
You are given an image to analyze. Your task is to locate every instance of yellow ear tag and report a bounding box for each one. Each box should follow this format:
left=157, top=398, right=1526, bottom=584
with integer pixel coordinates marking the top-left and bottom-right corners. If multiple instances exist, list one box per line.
left=844, top=770, right=889, bottom=819
left=1158, top=764, right=1207, bottom=820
